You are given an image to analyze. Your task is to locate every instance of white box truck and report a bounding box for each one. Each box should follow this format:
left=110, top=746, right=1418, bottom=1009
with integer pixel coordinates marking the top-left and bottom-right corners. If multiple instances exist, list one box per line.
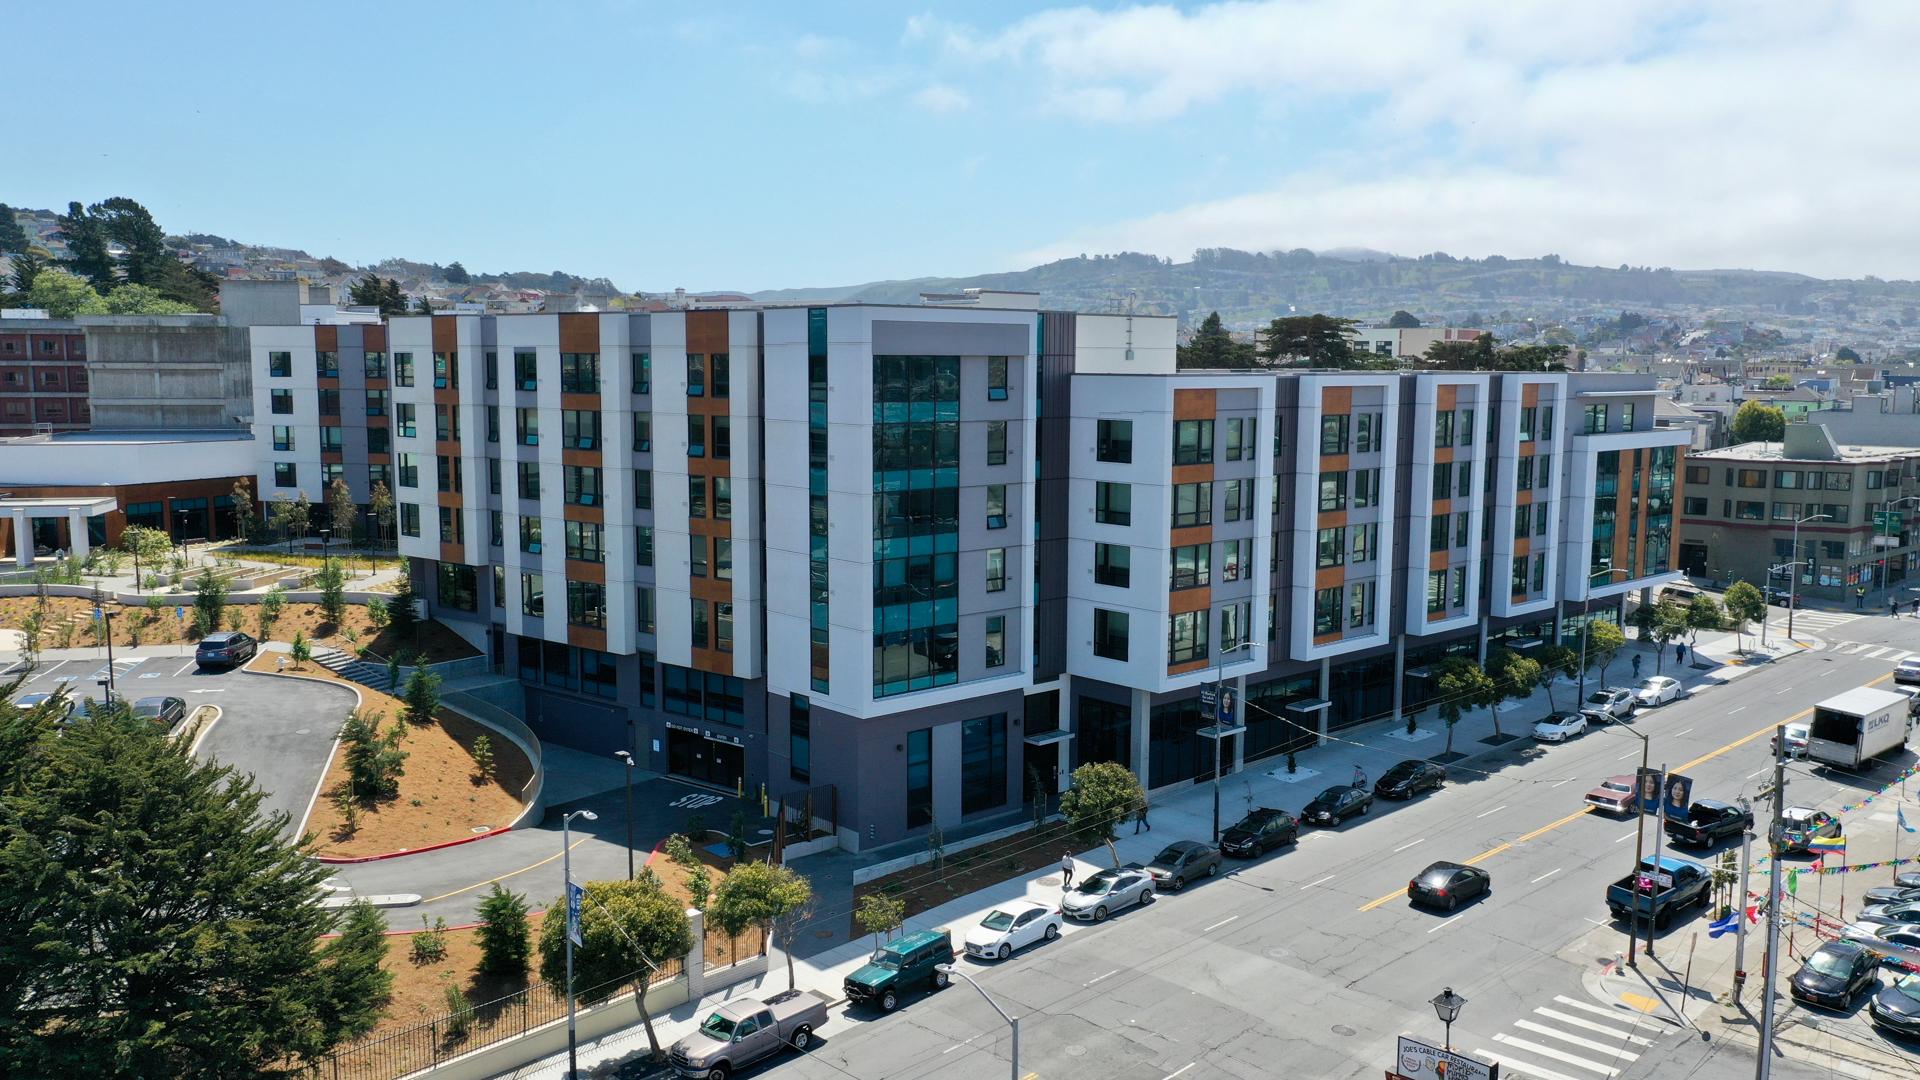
left=1806, top=686, right=1910, bottom=770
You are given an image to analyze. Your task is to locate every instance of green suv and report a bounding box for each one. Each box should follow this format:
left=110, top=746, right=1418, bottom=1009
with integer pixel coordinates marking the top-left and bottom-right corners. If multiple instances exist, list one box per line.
left=842, top=929, right=953, bottom=1011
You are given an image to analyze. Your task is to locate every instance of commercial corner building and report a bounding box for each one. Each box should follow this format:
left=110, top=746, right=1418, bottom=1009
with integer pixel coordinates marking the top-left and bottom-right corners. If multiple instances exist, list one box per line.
left=249, top=295, right=1687, bottom=851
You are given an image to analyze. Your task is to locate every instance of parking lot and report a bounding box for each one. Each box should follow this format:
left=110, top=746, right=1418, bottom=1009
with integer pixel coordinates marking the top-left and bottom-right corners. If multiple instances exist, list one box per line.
left=8, top=650, right=359, bottom=835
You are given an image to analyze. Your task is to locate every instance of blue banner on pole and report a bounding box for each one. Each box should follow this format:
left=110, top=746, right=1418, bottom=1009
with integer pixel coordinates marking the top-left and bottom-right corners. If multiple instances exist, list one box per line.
left=566, top=881, right=585, bottom=947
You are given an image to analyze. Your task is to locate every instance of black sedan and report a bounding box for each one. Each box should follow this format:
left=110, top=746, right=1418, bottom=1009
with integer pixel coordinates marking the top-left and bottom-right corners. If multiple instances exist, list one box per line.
left=1302, top=785, right=1374, bottom=827
left=1140, top=840, right=1222, bottom=891
left=1408, top=862, right=1491, bottom=912
left=132, top=696, right=187, bottom=731
left=1220, top=809, right=1298, bottom=858
left=1374, top=760, right=1446, bottom=800
left=1871, top=973, right=1920, bottom=1036
left=1791, top=942, right=1878, bottom=1009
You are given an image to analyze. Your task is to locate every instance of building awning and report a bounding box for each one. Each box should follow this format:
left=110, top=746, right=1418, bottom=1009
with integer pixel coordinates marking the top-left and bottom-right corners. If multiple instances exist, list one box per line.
left=1285, top=698, right=1332, bottom=714
left=0, top=496, right=118, bottom=518
left=1196, top=724, right=1246, bottom=740
left=1023, top=729, right=1074, bottom=747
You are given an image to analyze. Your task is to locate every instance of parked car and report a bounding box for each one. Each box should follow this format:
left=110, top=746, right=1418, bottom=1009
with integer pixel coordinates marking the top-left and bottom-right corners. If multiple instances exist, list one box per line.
left=1792, top=942, right=1880, bottom=1009
left=131, top=696, right=187, bottom=731
left=1578, top=708, right=1616, bottom=728
left=1585, top=775, right=1639, bottom=815
left=1897, top=656, right=1920, bottom=686
left=194, top=631, right=259, bottom=669
left=1584, top=687, right=1636, bottom=719
left=1765, top=586, right=1798, bottom=608
left=1855, top=903, right=1920, bottom=929
left=1633, top=676, right=1683, bottom=707
left=1060, top=868, right=1155, bottom=922
left=1771, top=722, right=1811, bottom=759
left=1606, top=855, right=1711, bottom=930
left=1779, top=806, right=1843, bottom=853
left=1898, top=871, right=1920, bottom=890
left=668, top=989, right=831, bottom=1078
left=963, top=901, right=1062, bottom=960
left=1854, top=925, right=1920, bottom=967
left=1664, top=800, right=1753, bottom=848
left=1220, top=809, right=1299, bottom=858
left=14, top=692, right=75, bottom=723
left=1870, top=973, right=1920, bottom=1036
left=1864, top=886, right=1920, bottom=908
left=843, top=929, right=952, bottom=1012
left=1407, top=861, right=1492, bottom=913
left=1533, top=711, right=1588, bottom=743
left=1374, top=760, right=1447, bottom=799
left=1890, top=684, right=1920, bottom=720
left=1140, top=840, right=1222, bottom=891
left=1302, top=784, right=1374, bottom=826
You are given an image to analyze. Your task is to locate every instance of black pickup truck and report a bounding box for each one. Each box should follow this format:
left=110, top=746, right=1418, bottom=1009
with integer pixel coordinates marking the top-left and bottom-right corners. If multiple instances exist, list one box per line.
left=1664, top=800, right=1753, bottom=848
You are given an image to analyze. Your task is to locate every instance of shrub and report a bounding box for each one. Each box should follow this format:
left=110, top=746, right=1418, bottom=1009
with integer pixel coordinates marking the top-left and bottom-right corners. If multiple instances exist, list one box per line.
left=470, top=734, right=495, bottom=781
left=440, top=981, right=473, bottom=1040
left=475, top=884, right=532, bottom=976
left=365, top=595, right=390, bottom=631
left=409, top=915, right=449, bottom=964
left=289, top=631, right=312, bottom=666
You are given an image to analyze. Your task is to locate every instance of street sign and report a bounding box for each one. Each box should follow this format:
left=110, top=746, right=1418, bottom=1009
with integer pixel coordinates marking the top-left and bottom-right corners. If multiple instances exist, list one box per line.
left=566, top=881, right=585, bottom=947
left=1394, top=1036, right=1498, bottom=1080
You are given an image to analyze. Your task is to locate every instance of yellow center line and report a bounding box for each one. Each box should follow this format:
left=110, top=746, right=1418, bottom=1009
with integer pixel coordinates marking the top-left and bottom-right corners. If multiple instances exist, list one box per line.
left=417, top=836, right=590, bottom=905
left=1354, top=674, right=1895, bottom=912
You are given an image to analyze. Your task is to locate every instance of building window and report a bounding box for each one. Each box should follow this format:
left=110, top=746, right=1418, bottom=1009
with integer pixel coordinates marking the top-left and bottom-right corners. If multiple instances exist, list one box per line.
left=1171, top=543, right=1211, bottom=589
left=715, top=538, right=733, bottom=581
left=564, top=520, right=604, bottom=563
left=486, top=406, right=499, bottom=443
left=516, top=408, right=538, bottom=445
left=1220, top=601, right=1251, bottom=651
left=366, top=389, right=388, bottom=417
left=636, top=525, right=653, bottom=567
left=492, top=565, right=506, bottom=606
left=567, top=581, right=606, bottom=629
left=273, top=462, right=297, bottom=486
left=1451, top=566, right=1466, bottom=608
left=1095, top=482, right=1131, bottom=526
left=632, top=352, right=651, bottom=394
left=1171, top=482, right=1212, bottom=527
left=1220, top=537, right=1251, bottom=581
left=987, top=356, right=1009, bottom=401
left=1684, top=496, right=1709, bottom=515
left=986, top=420, right=1007, bottom=466
left=1316, top=526, right=1345, bottom=568
left=560, top=352, right=600, bottom=394
left=1350, top=522, right=1378, bottom=563
left=399, top=503, right=420, bottom=537
left=789, top=695, right=811, bottom=782
left=436, top=455, right=461, bottom=493
left=690, top=535, right=708, bottom=578
left=960, top=714, right=1007, bottom=815
left=1320, top=414, right=1350, bottom=455
left=1427, top=570, right=1446, bottom=613
left=1318, top=471, right=1347, bottom=512
left=1094, top=543, right=1130, bottom=587
left=1093, top=609, right=1129, bottom=661
left=272, top=425, right=295, bottom=452
left=517, top=462, right=540, bottom=499
left=519, top=515, right=542, bottom=553
left=1534, top=503, right=1549, bottom=536
left=1736, top=501, right=1765, bottom=521
left=637, top=586, right=655, bottom=634
left=563, top=466, right=601, bottom=506
left=1621, top=402, right=1636, bottom=430
left=521, top=573, right=544, bottom=617
left=1223, top=478, right=1252, bottom=522
left=364, top=352, right=388, bottom=379
left=268, top=351, right=291, bottom=377
left=985, top=547, right=1007, bottom=592
left=490, top=511, right=504, bottom=547
left=1173, top=419, right=1214, bottom=465
left=691, top=599, right=710, bottom=648
left=634, top=469, right=652, bottom=511
left=712, top=415, right=731, bottom=459
left=711, top=353, right=730, bottom=398
left=714, top=476, right=732, bottom=520
left=1536, top=454, right=1551, bottom=488
left=393, top=352, right=414, bottom=387
left=1352, top=468, right=1379, bottom=508
left=562, top=410, right=601, bottom=450
left=1517, top=458, right=1534, bottom=491
left=688, top=475, right=707, bottom=518
left=1583, top=404, right=1608, bottom=434
left=905, top=728, right=933, bottom=829
left=687, top=353, right=706, bottom=396
left=1097, top=418, right=1132, bottom=463
left=270, top=389, right=294, bottom=415
left=513, top=350, right=538, bottom=390
left=437, top=563, right=476, bottom=611
left=687, top=415, right=705, bottom=457
left=1348, top=581, right=1375, bottom=628
left=1168, top=610, right=1208, bottom=664
left=1354, top=412, right=1381, bottom=453
left=1225, top=416, right=1257, bottom=461
left=985, top=616, right=1006, bottom=669
left=986, top=484, right=1007, bottom=529
left=1434, top=410, right=1454, bottom=448
left=633, top=413, right=651, bottom=452
left=1737, top=469, right=1767, bottom=488
left=431, top=352, right=454, bottom=389
left=318, top=389, right=341, bottom=417
left=398, top=453, right=420, bottom=488
left=1313, top=586, right=1341, bottom=635
left=485, top=350, right=498, bottom=389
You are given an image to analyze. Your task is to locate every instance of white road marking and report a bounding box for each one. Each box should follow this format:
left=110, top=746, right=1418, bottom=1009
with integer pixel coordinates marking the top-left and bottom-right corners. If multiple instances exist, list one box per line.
left=1428, top=914, right=1467, bottom=934
left=1514, top=1019, right=1639, bottom=1060
left=1673, top=727, right=1694, bottom=737
left=1617, top=749, right=1640, bottom=760
left=1203, top=915, right=1239, bottom=932
left=1865, top=647, right=1892, bottom=659
left=1161, top=1065, right=1196, bottom=1080
left=1084, top=968, right=1120, bottom=987
left=1774, top=687, right=1791, bottom=695
left=1749, top=768, right=1770, bottom=779
left=1614, top=832, right=1636, bottom=843
left=173, top=660, right=196, bottom=677
left=1477, top=1048, right=1588, bottom=1080
left=1492, top=1032, right=1621, bottom=1075
left=1477, top=805, right=1509, bottom=819
left=1729, top=706, right=1747, bottom=714
left=1551, top=778, right=1576, bottom=788
left=1552, top=995, right=1651, bottom=1027
left=1300, top=875, right=1336, bottom=890
left=1531, top=867, right=1564, bottom=884
left=1536, top=1005, right=1653, bottom=1044
left=1394, top=838, right=1425, bottom=852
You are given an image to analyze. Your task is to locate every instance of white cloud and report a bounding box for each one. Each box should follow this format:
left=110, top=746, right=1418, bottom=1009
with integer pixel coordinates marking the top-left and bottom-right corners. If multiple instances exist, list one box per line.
left=920, top=1, right=1920, bottom=277
left=911, top=84, right=971, bottom=112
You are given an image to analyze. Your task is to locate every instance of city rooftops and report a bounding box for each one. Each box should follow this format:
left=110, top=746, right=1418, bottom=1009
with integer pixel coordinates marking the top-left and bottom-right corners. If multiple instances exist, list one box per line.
left=0, top=428, right=252, bottom=446
left=1687, top=440, right=1920, bottom=465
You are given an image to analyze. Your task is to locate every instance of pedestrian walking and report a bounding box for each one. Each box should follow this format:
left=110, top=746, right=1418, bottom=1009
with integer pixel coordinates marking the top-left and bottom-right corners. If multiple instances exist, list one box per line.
left=1134, top=799, right=1151, bottom=834
left=1632, top=653, right=1642, bottom=678
left=1894, top=599, right=1902, bottom=619
left=1059, top=853, right=1075, bottom=889
left=1911, top=598, right=1918, bottom=618
left=1677, top=642, right=1688, bottom=666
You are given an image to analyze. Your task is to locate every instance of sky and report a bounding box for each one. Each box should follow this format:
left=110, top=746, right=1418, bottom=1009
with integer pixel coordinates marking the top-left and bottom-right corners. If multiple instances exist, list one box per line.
left=10, top=1, right=1916, bottom=292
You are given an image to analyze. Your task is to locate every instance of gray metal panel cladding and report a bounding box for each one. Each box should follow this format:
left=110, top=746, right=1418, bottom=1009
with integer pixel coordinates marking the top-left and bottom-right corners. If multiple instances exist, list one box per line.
left=871, top=319, right=1030, bottom=356
left=1034, top=310, right=1075, bottom=682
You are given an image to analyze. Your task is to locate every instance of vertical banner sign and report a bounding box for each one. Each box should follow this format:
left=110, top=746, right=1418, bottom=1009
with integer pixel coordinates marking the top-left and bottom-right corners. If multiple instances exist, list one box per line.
left=1637, top=767, right=1665, bottom=815
left=1199, top=684, right=1219, bottom=723
left=1218, top=686, right=1238, bottom=728
left=567, top=881, right=585, bottom=947
left=1664, top=773, right=1694, bottom=821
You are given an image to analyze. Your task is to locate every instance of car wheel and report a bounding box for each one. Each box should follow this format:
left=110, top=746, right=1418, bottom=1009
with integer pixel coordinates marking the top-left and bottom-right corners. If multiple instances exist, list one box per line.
left=997, top=943, right=1012, bottom=961
left=933, top=969, right=950, bottom=989
left=1093, top=905, right=1109, bottom=922
left=702, top=1066, right=730, bottom=1080
left=1656, top=909, right=1673, bottom=931
left=1360, top=800, right=1370, bottom=815
left=1207, top=861, right=1218, bottom=877
left=881, top=989, right=899, bottom=1011
left=1140, top=889, right=1156, bottom=906
left=1172, top=875, right=1185, bottom=892
left=1446, top=895, right=1458, bottom=913
left=792, top=1025, right=813, bottom=1051
left=1044, top=922, right=1060, bottom=941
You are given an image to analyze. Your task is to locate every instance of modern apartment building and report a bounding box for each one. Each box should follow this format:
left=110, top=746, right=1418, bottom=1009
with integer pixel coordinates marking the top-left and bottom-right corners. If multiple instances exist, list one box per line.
left=1677, top=422, right=1920, bottom=598
left=249, top=296, right=1687, bottom=851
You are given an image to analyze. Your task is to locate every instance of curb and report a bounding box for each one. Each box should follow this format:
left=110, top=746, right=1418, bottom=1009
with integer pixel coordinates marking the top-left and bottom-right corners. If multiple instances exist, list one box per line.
left=242, top=664, right=361, bottom=843
left=314, top=824, right=516, bottom=864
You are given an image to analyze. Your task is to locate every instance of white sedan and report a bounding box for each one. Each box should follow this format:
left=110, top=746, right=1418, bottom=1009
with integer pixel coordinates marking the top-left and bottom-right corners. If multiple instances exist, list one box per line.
left=1633, top=676, right=1683, bottom=707
left=962, top=901, right=1063, bottom=960
left=1532, top=711, right=1589, bottom=743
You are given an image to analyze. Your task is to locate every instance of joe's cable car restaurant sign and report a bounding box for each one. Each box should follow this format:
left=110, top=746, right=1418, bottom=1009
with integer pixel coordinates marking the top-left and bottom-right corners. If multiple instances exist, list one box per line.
left=1388, top=1036, right=1498, bottom=1080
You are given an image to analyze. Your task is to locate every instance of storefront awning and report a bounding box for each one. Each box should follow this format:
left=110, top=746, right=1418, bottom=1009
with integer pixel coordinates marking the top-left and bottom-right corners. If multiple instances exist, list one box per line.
left=1023, top=729, right=1073, bottom=747
left=1285, top=698, right=1332, bottom=714
left=1196, top=724, right=1246, bottom=740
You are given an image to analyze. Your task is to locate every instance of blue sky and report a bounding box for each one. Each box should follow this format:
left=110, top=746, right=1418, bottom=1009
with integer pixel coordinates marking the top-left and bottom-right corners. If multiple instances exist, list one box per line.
left=10, top=2, right=1915, bottom=291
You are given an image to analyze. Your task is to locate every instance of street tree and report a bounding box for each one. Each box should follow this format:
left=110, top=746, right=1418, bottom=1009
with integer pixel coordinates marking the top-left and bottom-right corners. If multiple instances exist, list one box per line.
left=230, top=476, right=260, bottom=542
left=120, top=524, right=172, bottom=588
left=1585, top=620, right=1627, bottom=685
left=25, top=268, right=107, bottom=317
left=192, top=569, right=227, bottom=639
left=368, top=480, right=395, bottom=547
left=1435, top=658, right=1494, bottom=754
left=1686, top=594, right=1725, bottom=647
left=1059, top=760, right=1145, bottom=867
left=0, top=705, right=388, bottom=1076
left=538, top=877, right=693, bottom=1060
left=710, top=860, right=813, bottom=991
left=1257, top=313, right=1363, bottom=368
left=316, top=557, right=347, bottom=626
left=328, top=477, right=357, bottom=545
left=1535, top=643, right=1579, bottom=710
left=475, top=884, right=532, bottom=976
left=1647, top=600, right=1692, bottom=674
left=388, top=571, right=419, bottom=640
left=1723, top=580, right=1768, bottom=653
left=855, top=893, right=906, bottom=949
left=1485, top=648, right=1541, bottom=738
left=268, top=491, right=310, bottom=552
left=1730, top=400, right=1786, bottom=445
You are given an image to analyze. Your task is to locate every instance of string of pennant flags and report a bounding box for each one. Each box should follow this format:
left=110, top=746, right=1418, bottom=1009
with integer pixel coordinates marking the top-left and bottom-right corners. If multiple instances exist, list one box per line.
left=1749, top=761, right=1920, bottom=874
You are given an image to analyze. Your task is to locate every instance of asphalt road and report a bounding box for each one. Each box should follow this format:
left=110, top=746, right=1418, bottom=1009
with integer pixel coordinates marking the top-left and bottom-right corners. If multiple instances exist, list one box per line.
left=15, top=649, right=356, bottom=834
left=744, top=612, right=1920, bottom=1080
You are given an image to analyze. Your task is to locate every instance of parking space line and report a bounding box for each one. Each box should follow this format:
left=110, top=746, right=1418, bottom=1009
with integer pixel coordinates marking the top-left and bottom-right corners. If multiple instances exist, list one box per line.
left=1161, top=1065, right=1195, bottom=1080
left=1614, top=832, right=1636, bottom=843
left=173, top=660, right=196, bottom=677
left=1427, top=913, right=1467, bottom=934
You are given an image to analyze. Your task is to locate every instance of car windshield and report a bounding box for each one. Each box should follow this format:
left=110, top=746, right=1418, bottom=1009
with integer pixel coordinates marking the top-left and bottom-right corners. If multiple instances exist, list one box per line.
left=698, top=1013, right=737, bottom=1039
left=1314, top=787, right=1348, bottom=802
left=1603, top=780, right=1632, bottom=794
left=1897, top=975, right=1920, bottom=1003
left=1808, top=950, right=1852, bottom=977
left=1421, top=869, right=1458, bottom=886
left=980, top=910, right=1016, bottom=931
left=1231, top=814, right=1269, bottom=831
left=133, top=704, right=161, bottom=718
left=1075, top=875, right=1116, bottom=895
left=866, top=951, right=901, bottom=969
left=1586, top=691, right=1613, bottom=704
left=1382, top=763, right=1416, bottom=781
left=1153, top=845, right=1187, bottom=863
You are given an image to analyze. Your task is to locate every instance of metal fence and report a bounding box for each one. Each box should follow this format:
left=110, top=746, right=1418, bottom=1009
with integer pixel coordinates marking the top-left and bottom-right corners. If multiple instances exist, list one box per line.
left=312, top=957, right=683, bottom=1080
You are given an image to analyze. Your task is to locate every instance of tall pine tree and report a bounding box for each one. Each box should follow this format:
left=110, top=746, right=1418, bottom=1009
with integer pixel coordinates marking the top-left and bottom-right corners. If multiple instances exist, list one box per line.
left=57, top=201, right=115, bottom=287
left=0, top=204, right=29, bottom=255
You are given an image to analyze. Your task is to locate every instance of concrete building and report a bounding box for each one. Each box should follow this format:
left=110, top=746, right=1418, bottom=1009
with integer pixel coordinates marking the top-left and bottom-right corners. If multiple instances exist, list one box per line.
left=0, top=429, right=256, bottom=555
left=83, top=315, right=255, bottom=429
left=249, top=299, right=1686, bottom=851
left=1801, top=385, right=1920, bottom=448
left=1349, top=326, right=1487, bottom=360
left=0, top=315, right=90, bottom=434
left=1676, top=422, right=1920, bottom=598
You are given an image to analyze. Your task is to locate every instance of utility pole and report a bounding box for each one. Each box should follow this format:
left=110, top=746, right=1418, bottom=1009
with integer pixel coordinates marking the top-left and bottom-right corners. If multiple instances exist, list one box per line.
left=1627, top=731, right=1650, bottom=967
left=1648, top=761, right=1668, bottom=960
left=1756, top=727, right=1787, bottom=1080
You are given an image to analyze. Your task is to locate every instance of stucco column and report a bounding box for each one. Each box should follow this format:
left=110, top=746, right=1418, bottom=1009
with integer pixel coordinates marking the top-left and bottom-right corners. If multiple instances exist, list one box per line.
left=1231, top=672, right=1246, bottom=773
left=11, top=509, right=30, bottom=569
left=66, top=509, right=89, bottom=562
left=683, top=908, right=707, bottom=999
left=1317, top=657, right=1331, bottom=746
left=1129, top=687, right=1151, bottom=789
left=1392, top=635, right=1406, bottom=726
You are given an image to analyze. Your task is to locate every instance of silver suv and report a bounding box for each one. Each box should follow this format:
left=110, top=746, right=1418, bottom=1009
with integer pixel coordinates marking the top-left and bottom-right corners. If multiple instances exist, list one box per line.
left=1584, top=687, right=1637, bottom=720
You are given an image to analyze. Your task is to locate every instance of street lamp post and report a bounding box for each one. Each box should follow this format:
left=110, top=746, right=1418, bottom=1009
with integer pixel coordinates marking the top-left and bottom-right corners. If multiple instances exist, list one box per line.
left=936, top=964, right=1019, bottom=1080
left=561, top=808, right=599, bottom=1080
left=1430, top=986, right=1467, bottom=1052
left=1786, top=512, right=1831, bottom=640
left=1596, top=719, right=1655, bottom=964
left=1202, top=640, right=1258, bottom=844
left=614, top=750, right=637, bottom=880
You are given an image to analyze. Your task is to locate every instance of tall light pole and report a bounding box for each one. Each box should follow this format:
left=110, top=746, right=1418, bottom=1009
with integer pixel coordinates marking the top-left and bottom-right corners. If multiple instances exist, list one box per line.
left=1596, top=718, right=1654, bottom=964
left=614, top=750, right=637, bottom=880
left=1577, top=566, right=1629, bottom=703
left=1786, top=511, right=1830, bottom=639
left=1201, top=640, right=1258, bottom=844
left=937, top=964, right=1019, bottom=1080
left=1762, top=561, right=1799, bottom=651
left=561, top=808, right=598, bottom=1080
left=1430, top=986, right=1467, bottom=1052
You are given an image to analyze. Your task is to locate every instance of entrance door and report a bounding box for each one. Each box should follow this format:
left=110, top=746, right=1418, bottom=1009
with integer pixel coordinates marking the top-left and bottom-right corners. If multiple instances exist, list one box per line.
left=667, top=729, right=744, bottom=791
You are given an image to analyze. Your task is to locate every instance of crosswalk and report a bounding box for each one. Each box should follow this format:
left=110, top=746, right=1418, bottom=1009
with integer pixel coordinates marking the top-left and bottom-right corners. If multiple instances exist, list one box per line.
left=1770, top=609, right=1864, bottom=634
left=1473, top=995, right=1666, bottom=1080
left=1821, top=641, right=1917, bottom=662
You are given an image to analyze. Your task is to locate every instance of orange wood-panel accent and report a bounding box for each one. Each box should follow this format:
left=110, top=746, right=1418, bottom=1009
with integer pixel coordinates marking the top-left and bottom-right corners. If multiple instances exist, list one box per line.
left=1169, top=524, right=1213, bottom=549
left=561, top=448, right=603, bottom=468
left=568, top=626, right=608, bottom=653
left=1518, top=441, right=1538, bottom=457
left=1168, top=657, right=1211, bottom=677
left=1429, top=551, right=1451, bottom=573
left=1612, top=454, right=1633, bottom=572
left=1433, top=447, right=1455, bottom=465
left=1522, top=383, right=1541, bottom=407
left=686, top=311, right=729, bottom=354
left=559, top=392, right=601, bottom=413
left=321, top=451, right=344, bottom=464
left=558, top=313, right=600, bottom=354
left=561, top=502, right=604, bottom=524
left=1169, top=587, right=1212, bottom=615
left=690, top=575, right=732, bottom=604
left=363, top=325, right=387, bottom=351
left=1514, top=538, right=1531, bottom=558
left=688, top=516, right=726, bottom=538
left=315, top=325, right=338, bottom=352
left=431, top=316, right=457, bottom=352
left=1173, top=388, right=1217, bottom=420
left=438, top=491, right=464, bottom=510
left=439, top=542, right=465, bottom=564
left=434, top=387, right=459, bottom=409
left=1321, top=386, right=1354, bottom=413
left=1437, top=384, right=1458, bottom=410
left=1314, top=565, right=1345, bottom=590
left=1170, top=463, right=1214, bottom=486
left=687, top=394, right=729, bottom=417
left=565, top=560, right=606, bottom=585
left=1318, top=510, right=1347, bottom=530
left=365, top=377, right=389, bottom=390
left=1427, top=610, right=1448, bottom=623
left=1433, top=499, right=1453, bottom=515
left=691, top=648, right=735, bottom=677
left=1319, top=454, right=1349, bottom=473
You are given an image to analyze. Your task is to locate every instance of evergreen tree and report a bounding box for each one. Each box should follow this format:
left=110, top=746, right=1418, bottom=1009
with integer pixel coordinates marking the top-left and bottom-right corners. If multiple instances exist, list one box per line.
left=382, top=278, right=407, bottom=316
left=347, top=274, right=387, bottom=308
left=0, top=203, right=29, bottom=254
left=316, top=558, right=347, bottom=627
left=314, top=901, right=395, bottom=1042
left=403, top=664, right=441, bottom=726
left=192, top=570, right=228, bottom=639
left=475, top=884, right=532, bottom=976
left=388, top=570, right=419, bottom=639
left=1177, top=311, right=1255, bottom=369
left=412, top=294, right=435, bottom=315
left=444, top=261, right=471, bottom=284
left=1257, top=313, right=1364, bottom=368
left=7, top=250, right=46, bottom=292
left=1387, top=309, right=1421, bottom=328
left=56, top=201, right=115, bottom=287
